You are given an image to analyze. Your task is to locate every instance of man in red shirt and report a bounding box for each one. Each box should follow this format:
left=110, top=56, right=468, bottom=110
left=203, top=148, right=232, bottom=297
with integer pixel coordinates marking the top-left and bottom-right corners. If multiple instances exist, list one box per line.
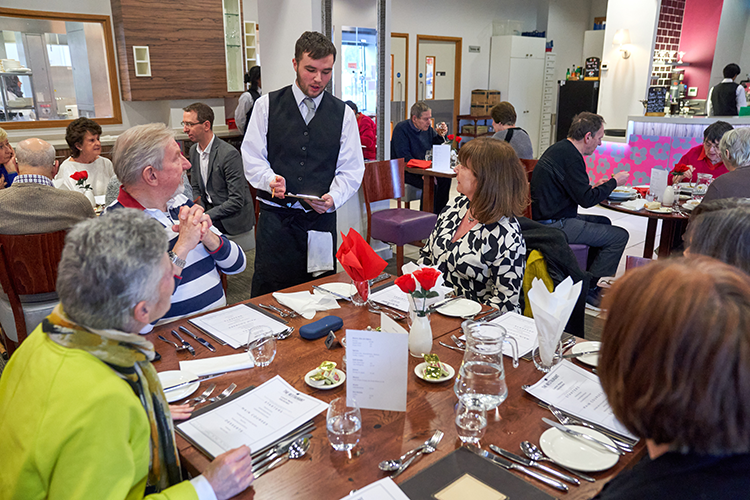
left=346, top=101, right=376, bottom=160
left=671, top=121, right=733, bottom=184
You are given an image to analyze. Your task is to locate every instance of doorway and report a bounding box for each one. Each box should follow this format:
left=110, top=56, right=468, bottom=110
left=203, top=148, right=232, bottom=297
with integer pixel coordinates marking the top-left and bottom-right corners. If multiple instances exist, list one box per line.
left=390, top=32, right=408, bottom=128
left=341, top=26, right=377, bottom=115
left=416, top=35, right=461, bottom=134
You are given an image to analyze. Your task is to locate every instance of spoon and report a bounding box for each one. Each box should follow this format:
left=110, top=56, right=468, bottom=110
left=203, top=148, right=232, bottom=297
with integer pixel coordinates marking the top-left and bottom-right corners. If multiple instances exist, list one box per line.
left=379, top=429, right=445, bottom=472
left=255, top=437, right=310, bottom=478
left=391, top=430, right=444, bottom=478
left=520, top=441, right=595, bottom=483
left=275, top=327, right=294, bottom=340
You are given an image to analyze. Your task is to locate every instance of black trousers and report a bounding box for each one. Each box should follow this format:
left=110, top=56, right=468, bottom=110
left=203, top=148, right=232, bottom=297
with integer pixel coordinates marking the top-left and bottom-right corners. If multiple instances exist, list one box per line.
left=404, top=171, right=452, bottom=214
left=251, top=204, right=337, bottom=297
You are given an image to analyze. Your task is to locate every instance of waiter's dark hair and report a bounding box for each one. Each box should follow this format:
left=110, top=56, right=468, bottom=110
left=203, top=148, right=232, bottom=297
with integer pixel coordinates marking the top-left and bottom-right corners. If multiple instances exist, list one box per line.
left=567, top=112, right=604, bottom=141
left=245, top=65, right=261, bottom=91
left=703, top=121, right=733, bottom=143
left=295, top=31, right=336, bottom=62
left=183, top=102, right=214, bottom=129
left=724, top=63, right=741, bottom=79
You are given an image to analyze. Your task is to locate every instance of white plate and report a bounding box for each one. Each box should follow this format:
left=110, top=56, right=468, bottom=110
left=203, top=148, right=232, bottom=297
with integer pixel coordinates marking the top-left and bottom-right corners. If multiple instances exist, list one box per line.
left=645, top=207, right=673, bottom=214
left=682, top=200, right=701, bottom=211
left=436, top=298, right=482, bottom=317
left=611, top=187, right=636, bottom=194
left=539, top=425, right=620, bottom=472
left=677, top=182, right=695, bottom=193
left=317, top=283, right=355, bottom=299
left=414, top=361, right=455, bottom=383
left=304, top=368, right=346, bottom=390
left=570, top=341, right=601, bottom=367
left=158, top=370, right=199, bottom=403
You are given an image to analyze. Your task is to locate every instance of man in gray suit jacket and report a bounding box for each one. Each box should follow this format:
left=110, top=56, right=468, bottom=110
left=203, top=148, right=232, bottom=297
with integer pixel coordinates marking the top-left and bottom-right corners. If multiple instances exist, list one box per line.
left=183, top=102, right=254, bottom=236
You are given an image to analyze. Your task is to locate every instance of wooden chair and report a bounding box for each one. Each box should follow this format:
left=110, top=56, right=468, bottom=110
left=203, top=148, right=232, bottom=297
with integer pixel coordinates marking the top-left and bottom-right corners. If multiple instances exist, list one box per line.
left=0, top=230, right=67, bottom=356
left=362, top=159, right=438, bottom=275
left=521, top=159, right=536, bottom=219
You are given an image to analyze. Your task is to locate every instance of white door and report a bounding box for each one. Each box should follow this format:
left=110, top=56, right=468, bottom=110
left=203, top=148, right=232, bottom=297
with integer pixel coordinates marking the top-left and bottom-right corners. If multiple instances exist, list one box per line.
left=417, top=40, right=456, bottom=133
left=508, top=57, right=544, bottom=157
left=391, top=35, right=408, bottom=125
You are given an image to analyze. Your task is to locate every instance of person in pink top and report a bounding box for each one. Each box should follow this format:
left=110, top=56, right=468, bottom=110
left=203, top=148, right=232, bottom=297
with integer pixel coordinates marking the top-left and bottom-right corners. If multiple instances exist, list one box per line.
left=346, top=101, right=376, bottom=160
left=670, top=121, right=733, bottom=184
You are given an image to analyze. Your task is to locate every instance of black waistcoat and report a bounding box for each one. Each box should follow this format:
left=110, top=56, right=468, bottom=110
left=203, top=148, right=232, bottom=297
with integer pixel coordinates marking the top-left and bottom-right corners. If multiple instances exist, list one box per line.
left=265, top=86, right=345, bottom=200
left=712, top=82, right=740, bottom=116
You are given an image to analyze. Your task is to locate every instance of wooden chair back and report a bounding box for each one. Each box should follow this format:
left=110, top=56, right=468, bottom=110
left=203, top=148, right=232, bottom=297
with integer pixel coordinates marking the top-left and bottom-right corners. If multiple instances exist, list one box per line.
left=362, top=159, right=406, bottom=242
left=0, top=230, right=67, bottom=355
left=521, top=159, right=536, bottom=219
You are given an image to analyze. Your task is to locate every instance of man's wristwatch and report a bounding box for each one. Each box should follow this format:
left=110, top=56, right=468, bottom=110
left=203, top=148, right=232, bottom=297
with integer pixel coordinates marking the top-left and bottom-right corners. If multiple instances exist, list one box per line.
left=168, top=251, right=186, bottom=269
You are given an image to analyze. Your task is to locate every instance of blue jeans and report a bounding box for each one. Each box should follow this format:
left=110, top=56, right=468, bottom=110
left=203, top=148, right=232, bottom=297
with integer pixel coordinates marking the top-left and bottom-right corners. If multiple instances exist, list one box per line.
left=544, top=215, right=629, bottom=279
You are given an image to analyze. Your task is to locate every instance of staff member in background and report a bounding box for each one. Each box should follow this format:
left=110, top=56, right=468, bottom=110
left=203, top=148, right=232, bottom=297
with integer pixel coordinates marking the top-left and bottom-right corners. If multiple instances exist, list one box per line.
left=243, top=31, right=364, bottom=297
left=235, top=65, right=261, bottom=135
left=0, top=127, right=17, bottom=189
left=707, top=63, right=747, bottom=116
left=345, top=100, right=376, bottom=160
left=391, top=101, right=451, bottom=213
left=670, top=121, right=733, bottom=184
left=0, top=209, right=254, bottom=499
left=490, top=102, right=534, bottom=160
left=419, top=138, right=527, bottom=313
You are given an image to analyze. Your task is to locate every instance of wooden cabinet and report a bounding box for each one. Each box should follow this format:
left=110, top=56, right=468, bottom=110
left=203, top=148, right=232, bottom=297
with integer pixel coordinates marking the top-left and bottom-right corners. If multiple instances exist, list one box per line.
left=489, top=36, right=545, bottom=158
left=111, top=0, right=243, bottom=101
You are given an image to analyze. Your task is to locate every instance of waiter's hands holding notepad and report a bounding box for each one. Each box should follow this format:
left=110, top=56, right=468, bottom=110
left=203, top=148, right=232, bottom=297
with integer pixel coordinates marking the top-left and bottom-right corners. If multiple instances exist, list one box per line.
left=270, top=174, right=332, bottom=213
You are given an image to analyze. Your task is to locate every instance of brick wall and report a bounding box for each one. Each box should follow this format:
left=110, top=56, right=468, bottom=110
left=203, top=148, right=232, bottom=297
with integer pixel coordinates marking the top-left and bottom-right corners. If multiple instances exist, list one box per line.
left=650, top=0, right=686, bottom=87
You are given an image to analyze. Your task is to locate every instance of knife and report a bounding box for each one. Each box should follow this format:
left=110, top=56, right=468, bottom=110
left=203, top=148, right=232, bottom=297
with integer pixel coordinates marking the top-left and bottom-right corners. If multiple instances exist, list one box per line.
left=252, top=432, right=313, bottom=471
left=425, top=296, right=460, bottom=313
left=536, top=402, right=639, bottom=447
left=466, top=445, right=569, bottom=492
left=368, top=272, right=390, bottom=286
left=251, top=420, right=316, bottom=460
left=542, top=418, right=624, bottom=455
left=163, top=372, right=228, bottom=391
left=313, top=285, right=352, bottom=301
left=171, top=330, right=196, bottom=356
left=562, top=349, right=600, bottom=359
left=480, top=309, right=503, bottom=323
left=179, top=326, right=216, bottom=352
left=489, top=445, right=580, bottom=485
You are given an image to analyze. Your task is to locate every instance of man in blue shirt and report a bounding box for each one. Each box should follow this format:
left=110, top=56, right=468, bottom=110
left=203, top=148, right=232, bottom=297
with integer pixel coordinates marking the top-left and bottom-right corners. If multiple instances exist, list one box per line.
left=391, top=102, right=451, bottom=213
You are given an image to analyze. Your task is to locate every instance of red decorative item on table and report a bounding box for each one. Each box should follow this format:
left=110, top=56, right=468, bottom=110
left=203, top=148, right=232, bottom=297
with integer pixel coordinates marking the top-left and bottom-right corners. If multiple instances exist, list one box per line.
left=336, top=229, right=388, bottom=302
left=395, top=267, right=441, bottom=317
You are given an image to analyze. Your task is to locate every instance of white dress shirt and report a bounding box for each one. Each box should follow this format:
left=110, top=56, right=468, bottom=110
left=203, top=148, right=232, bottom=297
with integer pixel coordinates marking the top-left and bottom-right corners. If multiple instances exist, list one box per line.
left=234, top=88, right=261, bottom=133
left=197, top=134, right=216, bottom=204
left=707, top=78, right=748, bottom=116
left=241, top=82, right=364, bottom=212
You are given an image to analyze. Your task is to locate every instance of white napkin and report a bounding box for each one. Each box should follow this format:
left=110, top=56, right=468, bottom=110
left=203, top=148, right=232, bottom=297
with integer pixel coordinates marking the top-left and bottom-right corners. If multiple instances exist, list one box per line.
left=272, top=290, right=339, bottom=319
left=179, top=353, right=253, bottom=376
left=528, top=277, right=582, bottom=365
left=620, top=199, right=647, bottom=211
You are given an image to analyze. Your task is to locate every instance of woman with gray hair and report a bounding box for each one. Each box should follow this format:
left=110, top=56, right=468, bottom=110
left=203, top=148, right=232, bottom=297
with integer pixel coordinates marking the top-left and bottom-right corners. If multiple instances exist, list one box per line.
left=685, top=198, right=750, bottom=274
left=0, top=209, right=254, bottom=499
left=702, top=127, right=750, bottom=203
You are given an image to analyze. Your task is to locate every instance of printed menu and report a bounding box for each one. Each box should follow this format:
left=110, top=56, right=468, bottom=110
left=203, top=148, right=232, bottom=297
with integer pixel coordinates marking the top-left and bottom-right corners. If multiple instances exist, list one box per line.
left=189, top=304, right=288, bottom=349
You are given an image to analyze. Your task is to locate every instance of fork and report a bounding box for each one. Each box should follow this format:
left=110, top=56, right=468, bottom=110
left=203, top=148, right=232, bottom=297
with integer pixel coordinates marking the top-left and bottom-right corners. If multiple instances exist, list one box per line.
left=190, top=384, right=216, bottom=406
left=258, top=303, right=289, bottom=318
left=391, top=430, right=444, bottom=478
left=548, top=406, right=633, bottom=453
left=450, top=334, right=466, bottom=349
left=209, top=383, right=237, bottom=403
left=157, top=335, right=188, bottom=353
left=369, top=303, right=406, bottom=321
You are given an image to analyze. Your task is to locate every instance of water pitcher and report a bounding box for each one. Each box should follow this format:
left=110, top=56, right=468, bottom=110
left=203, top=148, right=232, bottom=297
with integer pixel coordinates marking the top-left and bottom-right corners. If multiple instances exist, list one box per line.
left=453, top=320, right=519, bottom=410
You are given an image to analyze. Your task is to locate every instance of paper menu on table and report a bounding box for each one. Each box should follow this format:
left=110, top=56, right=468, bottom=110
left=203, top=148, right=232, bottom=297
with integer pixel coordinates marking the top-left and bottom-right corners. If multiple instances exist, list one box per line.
left=524, top=360, right=637, bottom=439
left=370, top=283, right=453, bottom=313
left=345, top=313, right=409, bottom=412
left=338, top=478, right=409, bottom=500
left=431, top=144, right=452, bottom=173
left=188, top=304, right=288, bottom=349
left=176, top=375, right=328, bottom=458
left=490, top=311, right=538, bottom=358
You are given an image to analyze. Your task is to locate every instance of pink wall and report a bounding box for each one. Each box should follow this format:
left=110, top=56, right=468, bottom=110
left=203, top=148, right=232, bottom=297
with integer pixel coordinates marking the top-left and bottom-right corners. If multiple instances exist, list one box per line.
left=679, top=0, right=724, bottom=99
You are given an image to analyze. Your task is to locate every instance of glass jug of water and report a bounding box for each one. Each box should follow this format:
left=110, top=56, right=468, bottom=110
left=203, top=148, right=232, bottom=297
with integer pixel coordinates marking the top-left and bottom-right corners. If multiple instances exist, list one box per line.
left=453, top=320, right=519, bottom=410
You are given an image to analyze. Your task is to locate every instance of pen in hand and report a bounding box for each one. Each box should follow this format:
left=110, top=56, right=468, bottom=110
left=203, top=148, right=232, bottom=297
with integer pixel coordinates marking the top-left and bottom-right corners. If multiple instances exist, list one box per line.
left=272, top=175, right=280, bottom=198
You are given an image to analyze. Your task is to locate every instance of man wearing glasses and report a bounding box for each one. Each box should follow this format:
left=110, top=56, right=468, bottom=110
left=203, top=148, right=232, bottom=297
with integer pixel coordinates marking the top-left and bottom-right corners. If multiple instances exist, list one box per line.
left=671, top=121, right=734, bottom=184
left=183, top=102, right=254, bottom=236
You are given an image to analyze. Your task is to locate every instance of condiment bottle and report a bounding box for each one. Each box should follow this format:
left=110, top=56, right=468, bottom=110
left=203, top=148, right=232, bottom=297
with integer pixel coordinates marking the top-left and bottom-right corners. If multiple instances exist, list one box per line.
left=663, top=185, right=675, bottom=207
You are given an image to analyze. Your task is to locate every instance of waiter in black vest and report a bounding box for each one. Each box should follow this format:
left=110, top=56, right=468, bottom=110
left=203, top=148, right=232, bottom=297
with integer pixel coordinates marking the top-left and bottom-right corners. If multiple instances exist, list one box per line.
left=707, top=63, right=747, bottom=116
left=242, top=31, right=365, bottom=297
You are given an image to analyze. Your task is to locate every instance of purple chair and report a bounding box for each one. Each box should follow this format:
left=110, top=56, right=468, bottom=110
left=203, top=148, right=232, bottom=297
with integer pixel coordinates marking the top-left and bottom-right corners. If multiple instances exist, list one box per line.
left=569, top=243, right=590, bottom=273
left=363, top=159, right=438, bottom=275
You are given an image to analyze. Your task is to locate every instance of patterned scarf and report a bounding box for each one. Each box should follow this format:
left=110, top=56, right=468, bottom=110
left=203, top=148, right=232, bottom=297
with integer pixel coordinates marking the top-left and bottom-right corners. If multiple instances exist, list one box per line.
left=43, top=304, right=182, bottom=492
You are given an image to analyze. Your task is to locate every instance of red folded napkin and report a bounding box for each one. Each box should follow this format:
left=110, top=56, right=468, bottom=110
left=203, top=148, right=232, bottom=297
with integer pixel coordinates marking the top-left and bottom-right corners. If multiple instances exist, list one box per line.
left=633, top=186, right=649, bottom=198
left=407, top=159, right=432, bottom=169
left=336, top=229, right=388, bottom=282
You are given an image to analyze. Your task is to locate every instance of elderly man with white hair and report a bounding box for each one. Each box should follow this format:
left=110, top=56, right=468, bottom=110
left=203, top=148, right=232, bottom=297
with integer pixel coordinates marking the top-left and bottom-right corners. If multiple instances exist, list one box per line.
left=107, top=123, right=246, bottom=328
left=0, top=209, right=254, bottom=499
left=702, top=127, right=750, bottom=204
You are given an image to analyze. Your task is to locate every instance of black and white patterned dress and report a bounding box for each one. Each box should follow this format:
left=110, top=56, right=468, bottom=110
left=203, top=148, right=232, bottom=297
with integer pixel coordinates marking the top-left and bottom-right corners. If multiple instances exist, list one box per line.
left=418, top=195, right=526, bottom=313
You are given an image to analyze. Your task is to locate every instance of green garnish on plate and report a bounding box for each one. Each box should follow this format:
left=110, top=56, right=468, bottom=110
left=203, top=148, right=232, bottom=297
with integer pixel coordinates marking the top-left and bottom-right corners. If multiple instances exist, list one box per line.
left=423, top=353, right=449, bottom=380
left=309, top=361, right=341, bottom=385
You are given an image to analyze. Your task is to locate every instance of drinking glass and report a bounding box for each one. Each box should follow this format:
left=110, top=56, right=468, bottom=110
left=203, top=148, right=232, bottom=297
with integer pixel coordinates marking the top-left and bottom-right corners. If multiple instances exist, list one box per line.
left=326, top=397, right=362, bottom=457
left=455, top=397, right=487, bottom=445
left=693, top=173, right=713, bottom=201
left=351, top=280, right=370, bottom=307
left=246, top=326, right=276, bottom=368
left=532, top=339, right=563, bottom=373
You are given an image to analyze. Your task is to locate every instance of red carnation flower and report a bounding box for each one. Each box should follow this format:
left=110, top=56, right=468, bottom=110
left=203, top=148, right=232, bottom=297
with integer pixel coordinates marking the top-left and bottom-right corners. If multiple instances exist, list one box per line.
left=413, top=267, right=441, bottom=291
left=395, top=274, right=417, bottom=294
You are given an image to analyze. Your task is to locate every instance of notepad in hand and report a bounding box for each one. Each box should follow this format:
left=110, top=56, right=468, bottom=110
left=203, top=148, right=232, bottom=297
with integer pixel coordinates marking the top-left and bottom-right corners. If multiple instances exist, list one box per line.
left=285, top=193, right=325, bottom=201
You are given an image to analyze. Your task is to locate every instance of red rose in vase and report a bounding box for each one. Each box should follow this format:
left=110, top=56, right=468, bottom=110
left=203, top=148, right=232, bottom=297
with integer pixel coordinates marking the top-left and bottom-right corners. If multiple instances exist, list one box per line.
left=413, top=267, right=441, bottom=291
left=395, top=274, right=417, bottom=294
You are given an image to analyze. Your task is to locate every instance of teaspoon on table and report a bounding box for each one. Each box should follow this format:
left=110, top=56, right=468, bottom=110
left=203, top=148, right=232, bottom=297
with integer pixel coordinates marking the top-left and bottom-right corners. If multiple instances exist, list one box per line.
left=255, top=437, right=310, bottom=478
left=520, top=441, right=595, bottom=482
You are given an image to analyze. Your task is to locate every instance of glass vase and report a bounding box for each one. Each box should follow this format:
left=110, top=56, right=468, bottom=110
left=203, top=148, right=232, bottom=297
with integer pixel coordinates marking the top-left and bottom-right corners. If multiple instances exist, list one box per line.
left=351, top=280, right=370, bottom=306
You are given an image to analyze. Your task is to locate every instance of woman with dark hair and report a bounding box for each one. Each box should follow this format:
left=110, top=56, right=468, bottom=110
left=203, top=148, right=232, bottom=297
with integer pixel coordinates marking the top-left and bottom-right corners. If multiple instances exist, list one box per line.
left=235, top=65, right=261, bottom=134
left=54, top=117, right=115, bottom=196
left=670, top=120, right=733, bottom=184
left=594, top=257, right=750, bottom=498
left=418, top=137, right=527, bottom=312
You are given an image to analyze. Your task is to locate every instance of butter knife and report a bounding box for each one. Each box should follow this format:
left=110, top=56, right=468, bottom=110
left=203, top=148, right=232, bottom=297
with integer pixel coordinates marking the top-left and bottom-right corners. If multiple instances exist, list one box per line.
left=163, top=372, right=228, bottom=391
left=542, top=418, right=624, bottom=455
left=480, top=309, right=503, bottom=323
left=368, top=272, right=390, bottom=286
left=466, top=445, right=568, bottom=492
left=171, top=330, right=196, bottom=356
left=489, top=445, right=580, bottom=485
left=425, top=296, right=460, bottom=313
left=313, top=284, right=352, bottom=301
left=562, top=349, right=600, bottom=359
left=179, top=326, right=215, bottom=352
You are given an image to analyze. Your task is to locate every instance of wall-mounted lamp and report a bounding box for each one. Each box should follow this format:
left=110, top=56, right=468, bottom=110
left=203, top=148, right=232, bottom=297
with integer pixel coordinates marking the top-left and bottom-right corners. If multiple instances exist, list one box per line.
left=613, top=29, right=631, bottom=59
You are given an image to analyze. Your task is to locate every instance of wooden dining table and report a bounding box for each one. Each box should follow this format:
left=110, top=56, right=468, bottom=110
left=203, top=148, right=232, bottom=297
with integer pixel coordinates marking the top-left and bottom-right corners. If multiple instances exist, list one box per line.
left=600, top=200, right=691, bottom=259
left=404, top=166, right=457, bottom=213
left=149, top=272, right=645, bottom=499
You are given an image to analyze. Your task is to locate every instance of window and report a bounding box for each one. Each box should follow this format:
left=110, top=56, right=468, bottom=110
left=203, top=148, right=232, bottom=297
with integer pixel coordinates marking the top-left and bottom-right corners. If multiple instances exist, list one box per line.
left=0, top=8, right=121, bottom=129
left=341, top=27, right=377, bottom=115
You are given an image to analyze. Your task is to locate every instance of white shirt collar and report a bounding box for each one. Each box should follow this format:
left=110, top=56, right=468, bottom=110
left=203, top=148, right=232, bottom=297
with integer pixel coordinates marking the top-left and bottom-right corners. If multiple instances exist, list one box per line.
left=722, top=78, right=734, bottom=83
left=292, top=81, right=324, bottom=108
left=197, top=134, right=216, bottom=156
